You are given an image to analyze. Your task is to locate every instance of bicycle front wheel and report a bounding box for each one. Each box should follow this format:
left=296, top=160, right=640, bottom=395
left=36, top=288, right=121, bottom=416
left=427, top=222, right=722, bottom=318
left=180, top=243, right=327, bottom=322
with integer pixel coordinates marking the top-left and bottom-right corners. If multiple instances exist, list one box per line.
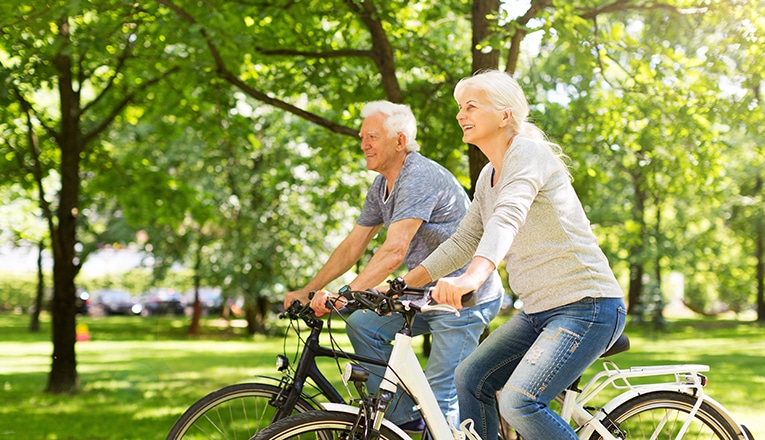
left=251, top=410, right=408, bottom=440
left=590, top=391, right=740, bottom=440
left=167, top=382, right=318, bottom=440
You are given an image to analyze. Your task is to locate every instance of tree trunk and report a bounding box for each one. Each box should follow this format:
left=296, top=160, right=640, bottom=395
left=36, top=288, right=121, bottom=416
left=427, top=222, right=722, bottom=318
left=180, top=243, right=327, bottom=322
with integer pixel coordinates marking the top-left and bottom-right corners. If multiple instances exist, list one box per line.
left=46, top=131, right=82, bottom=393
left=29, top=240, right=45, bottom=333
left=627, top=262, right=643, bottom=315
left=46, top=16, right=82, bottom=394
left=466, top=0, right=501, bottom=194
left=755, top=175, right=764, bottom=322
left=188, top=246, right=202, bottom=336
left=246, top=295, right=268, bottom=335
left=626, top=163, right=648, bottom=316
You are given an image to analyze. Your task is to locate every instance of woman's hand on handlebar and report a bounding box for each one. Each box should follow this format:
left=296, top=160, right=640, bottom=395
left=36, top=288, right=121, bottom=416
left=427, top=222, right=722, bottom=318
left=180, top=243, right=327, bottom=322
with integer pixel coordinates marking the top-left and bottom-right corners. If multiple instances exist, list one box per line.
left=432, top=257, right=495, bottom=309
left=432, top=274, right=480, bottom=309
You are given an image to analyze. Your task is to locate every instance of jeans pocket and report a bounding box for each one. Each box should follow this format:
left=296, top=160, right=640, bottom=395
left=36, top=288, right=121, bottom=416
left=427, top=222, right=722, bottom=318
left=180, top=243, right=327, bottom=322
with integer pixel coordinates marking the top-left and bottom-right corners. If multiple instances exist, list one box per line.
left=606, top=304, right=628, bottom=350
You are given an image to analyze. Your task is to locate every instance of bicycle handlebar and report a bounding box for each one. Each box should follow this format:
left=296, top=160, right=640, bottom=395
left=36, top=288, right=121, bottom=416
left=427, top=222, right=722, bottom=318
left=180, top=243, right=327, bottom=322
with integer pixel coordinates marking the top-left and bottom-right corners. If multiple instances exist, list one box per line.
left=343, top=277, right=460, bottom=317
left=281, top=277, right=463, bottom=321
left=279, top=299, right=323, bottom=328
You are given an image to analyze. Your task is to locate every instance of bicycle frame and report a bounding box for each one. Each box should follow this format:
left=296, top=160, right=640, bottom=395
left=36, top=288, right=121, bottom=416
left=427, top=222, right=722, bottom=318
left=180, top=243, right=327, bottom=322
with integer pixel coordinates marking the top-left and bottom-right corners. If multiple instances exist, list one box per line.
left=381, top=331, right=454, bottom=439
left=318, top=301, right=467, bottom=440
left=318, top=330, right=449, bottom=440
left=266, top=307, right=390, bottom=422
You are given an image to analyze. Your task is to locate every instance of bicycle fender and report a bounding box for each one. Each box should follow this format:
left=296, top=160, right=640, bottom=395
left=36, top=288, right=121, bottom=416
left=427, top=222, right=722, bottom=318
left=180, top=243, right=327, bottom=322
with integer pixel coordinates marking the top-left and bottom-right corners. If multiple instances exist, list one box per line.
left=320, top=402, right=414, bottom=440
left=693, top=394, right=753, bottom=440
left=600, top=390, right=751, bottom=439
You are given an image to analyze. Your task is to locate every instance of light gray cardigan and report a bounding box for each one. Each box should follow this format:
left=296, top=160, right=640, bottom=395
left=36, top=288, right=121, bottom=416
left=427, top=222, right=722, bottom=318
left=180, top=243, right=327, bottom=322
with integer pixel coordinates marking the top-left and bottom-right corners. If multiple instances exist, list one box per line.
left=421, top=135, right=624, bottom=313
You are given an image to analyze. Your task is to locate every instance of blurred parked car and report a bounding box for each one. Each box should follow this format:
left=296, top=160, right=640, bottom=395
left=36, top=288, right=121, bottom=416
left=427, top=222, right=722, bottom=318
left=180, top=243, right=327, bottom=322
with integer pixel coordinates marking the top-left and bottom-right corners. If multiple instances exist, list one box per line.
left=75, top=289, right=91, bottom=315
left=185, top=287, right=223, bottom=314
left=96, top=289, right=142, bottom=316
left=140, top=288, right=185, bottom=316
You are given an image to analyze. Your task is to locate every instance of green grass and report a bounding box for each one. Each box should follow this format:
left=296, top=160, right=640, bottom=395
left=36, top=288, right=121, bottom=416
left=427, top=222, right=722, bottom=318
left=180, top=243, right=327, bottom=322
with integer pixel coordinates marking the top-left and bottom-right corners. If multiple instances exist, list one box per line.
left=1, top=312, right=763, bottom=439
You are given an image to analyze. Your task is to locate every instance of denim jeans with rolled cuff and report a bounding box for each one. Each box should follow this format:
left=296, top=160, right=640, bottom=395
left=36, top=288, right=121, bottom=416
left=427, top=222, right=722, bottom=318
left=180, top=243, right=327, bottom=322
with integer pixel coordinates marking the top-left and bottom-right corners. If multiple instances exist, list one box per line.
left=455, top=296, right=627, bottom=440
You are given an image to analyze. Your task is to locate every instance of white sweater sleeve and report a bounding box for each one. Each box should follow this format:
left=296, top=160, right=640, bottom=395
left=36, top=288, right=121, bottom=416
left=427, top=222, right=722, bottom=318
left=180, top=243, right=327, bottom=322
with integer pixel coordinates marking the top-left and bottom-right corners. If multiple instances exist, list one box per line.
left=420, top=167, right=490, bottom=279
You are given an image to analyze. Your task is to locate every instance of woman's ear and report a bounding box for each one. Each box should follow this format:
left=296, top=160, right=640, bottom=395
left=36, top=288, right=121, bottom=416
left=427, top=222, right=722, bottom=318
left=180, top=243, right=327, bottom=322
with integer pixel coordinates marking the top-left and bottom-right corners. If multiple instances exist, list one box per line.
left=500, top=108, right=514, bottom=128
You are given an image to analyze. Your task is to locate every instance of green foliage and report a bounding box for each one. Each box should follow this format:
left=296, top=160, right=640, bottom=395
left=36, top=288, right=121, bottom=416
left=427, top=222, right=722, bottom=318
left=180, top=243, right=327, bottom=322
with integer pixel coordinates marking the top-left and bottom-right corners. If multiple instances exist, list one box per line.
left=1, top=0, right=764, bottom=344
left=0, top=272, right=43, bottom=312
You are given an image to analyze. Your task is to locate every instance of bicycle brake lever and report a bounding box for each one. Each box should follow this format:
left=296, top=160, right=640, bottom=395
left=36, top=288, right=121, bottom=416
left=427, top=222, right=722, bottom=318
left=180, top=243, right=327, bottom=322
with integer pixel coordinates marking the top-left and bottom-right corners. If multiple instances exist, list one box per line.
left=421, top=303, right=460, bottom=317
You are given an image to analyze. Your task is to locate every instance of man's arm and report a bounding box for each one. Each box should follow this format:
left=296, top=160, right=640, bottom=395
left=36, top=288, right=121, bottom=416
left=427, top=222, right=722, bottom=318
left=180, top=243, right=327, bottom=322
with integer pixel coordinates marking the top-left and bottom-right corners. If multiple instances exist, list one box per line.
left=309, top=218, right=423, bottom=315
left=284, top=223, right=381, bottom=308
left=348, top=218, right=423, bottom=290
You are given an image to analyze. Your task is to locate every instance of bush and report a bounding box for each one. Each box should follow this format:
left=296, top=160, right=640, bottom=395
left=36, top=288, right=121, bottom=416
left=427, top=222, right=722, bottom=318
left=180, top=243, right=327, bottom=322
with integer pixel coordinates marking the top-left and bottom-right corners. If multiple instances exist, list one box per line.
left=0, top=271, right=45, bottom=312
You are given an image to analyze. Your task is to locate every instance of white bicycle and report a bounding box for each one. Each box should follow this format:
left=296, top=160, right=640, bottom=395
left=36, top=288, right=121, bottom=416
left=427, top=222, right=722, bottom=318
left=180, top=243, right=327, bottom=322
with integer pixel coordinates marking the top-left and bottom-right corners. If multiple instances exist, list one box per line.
left=252, top=279, right=754, bottom=440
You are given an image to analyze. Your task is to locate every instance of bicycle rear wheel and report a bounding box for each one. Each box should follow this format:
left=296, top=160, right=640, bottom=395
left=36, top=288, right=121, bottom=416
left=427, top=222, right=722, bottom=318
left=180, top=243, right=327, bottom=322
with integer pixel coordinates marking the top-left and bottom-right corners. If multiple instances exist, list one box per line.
left=590, top=391, right=740, bottom=440
left=251, top=410, right=408, bottom=440
left=167, top=382, right=318, bottom=440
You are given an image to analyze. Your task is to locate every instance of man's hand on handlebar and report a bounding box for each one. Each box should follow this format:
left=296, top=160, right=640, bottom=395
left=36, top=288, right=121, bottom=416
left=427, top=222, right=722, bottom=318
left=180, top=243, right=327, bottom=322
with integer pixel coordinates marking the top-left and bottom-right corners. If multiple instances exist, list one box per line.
left=284, top=289, right=311, bottom=310
left=309, top=289, right=349, bottom=317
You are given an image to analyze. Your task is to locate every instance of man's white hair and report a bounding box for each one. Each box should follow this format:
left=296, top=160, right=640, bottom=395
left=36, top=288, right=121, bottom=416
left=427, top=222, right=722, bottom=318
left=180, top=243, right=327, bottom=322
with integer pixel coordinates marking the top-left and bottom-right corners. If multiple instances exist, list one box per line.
left=361, top=101, right=420, bottom=152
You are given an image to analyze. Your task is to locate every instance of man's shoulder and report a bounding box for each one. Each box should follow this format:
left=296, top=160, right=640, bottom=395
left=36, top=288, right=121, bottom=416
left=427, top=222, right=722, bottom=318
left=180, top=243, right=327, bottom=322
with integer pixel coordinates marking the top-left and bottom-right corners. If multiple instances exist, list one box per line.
left=402, top=153, right=459, bottom=183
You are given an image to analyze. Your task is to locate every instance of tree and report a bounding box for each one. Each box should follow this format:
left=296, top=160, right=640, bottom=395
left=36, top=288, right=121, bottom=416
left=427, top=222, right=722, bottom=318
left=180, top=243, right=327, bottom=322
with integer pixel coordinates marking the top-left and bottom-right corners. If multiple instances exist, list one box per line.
left=491, top=0, right=762, bottom=317
left=0, top=1, right=179, bottom=393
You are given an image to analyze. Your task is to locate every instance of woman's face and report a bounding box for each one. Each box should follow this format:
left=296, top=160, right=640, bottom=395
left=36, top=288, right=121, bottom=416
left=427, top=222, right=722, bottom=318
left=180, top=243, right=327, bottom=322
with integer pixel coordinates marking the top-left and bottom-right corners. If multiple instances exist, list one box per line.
left=455, top=85, right=506, bottom=146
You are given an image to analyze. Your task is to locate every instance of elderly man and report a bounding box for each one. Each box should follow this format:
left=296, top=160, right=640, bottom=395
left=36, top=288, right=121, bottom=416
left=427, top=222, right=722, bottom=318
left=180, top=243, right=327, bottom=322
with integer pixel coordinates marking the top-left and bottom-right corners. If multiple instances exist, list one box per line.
left=284, top=100, right=504, bottom=432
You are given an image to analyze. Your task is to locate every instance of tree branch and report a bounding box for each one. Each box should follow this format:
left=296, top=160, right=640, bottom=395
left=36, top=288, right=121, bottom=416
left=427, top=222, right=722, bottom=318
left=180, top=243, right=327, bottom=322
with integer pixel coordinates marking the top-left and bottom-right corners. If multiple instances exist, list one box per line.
left=82, top=66, right=180, bottom=145
left=8, top=82, right=60, bottom=144
left=343, top=0, right=403, bottom=103
left=158, top=0, right=358, bottom=137
left=13, top=86, right=56, bottom=233
left=506, top=0, right=550, bottom=74
left=254, top=47, right=373, bottom=58
left=578, top=0, right=703, bottom=20
left=81, top=33, right=132, bottom=115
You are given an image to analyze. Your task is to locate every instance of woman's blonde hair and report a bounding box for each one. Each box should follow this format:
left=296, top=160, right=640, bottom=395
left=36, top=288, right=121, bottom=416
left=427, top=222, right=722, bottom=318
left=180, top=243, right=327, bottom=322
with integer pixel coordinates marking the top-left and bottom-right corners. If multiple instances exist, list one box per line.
left=454, top=70, right=570, bottom=177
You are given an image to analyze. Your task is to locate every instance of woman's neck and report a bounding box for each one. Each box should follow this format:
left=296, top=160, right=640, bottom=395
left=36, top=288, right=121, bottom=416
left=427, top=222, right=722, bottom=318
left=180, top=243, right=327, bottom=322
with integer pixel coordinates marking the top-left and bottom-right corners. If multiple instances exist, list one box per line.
left=484, top=134, right=516, bottom=180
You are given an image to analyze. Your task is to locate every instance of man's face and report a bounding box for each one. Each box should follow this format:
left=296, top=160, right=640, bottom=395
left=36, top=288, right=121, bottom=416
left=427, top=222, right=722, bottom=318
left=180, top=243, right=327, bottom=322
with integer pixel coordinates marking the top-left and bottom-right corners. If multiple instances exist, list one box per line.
left=359, top=112, right=402, bottom=174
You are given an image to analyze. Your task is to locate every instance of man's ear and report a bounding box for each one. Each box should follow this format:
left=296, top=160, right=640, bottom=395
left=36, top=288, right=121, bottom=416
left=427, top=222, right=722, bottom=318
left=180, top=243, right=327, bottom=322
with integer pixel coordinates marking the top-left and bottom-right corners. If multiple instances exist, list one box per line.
left=396, top=132, right=408, bottom=151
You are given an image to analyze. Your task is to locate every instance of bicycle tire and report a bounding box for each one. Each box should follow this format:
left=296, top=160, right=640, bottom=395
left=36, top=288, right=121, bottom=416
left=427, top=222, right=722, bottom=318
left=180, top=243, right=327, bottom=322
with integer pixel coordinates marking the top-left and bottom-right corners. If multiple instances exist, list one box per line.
left=589, top=391, right=740, bottom=440
left=167, top=382, right=319, bottom=440
left=250, top=410, right=408, bottom=440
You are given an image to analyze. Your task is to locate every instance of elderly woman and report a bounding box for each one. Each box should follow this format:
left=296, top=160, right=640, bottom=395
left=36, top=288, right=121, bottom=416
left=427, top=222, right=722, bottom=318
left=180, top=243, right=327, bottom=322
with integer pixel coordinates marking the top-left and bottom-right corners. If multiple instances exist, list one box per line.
left=403, top=70, right=626, bottom=440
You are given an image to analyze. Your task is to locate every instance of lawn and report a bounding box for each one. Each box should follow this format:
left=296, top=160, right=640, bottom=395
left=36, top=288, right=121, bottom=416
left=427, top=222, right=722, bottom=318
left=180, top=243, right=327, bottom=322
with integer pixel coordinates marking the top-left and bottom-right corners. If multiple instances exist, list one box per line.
left=1, top=312, right=763, bottom=439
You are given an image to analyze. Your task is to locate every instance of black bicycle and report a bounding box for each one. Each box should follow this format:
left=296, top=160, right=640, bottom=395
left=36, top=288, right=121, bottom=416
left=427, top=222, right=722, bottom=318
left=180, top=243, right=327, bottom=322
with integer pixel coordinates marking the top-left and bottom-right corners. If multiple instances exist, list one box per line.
left=166, top=298, right=388, bottom=440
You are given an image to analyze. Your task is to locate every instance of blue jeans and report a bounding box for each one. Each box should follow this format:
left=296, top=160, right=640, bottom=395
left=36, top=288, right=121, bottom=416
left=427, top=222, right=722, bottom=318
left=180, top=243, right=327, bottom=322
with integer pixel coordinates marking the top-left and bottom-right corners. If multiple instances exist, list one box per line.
left=454, top=297, right=626, bottom=440
left=345, top=297, right=502, bottom=426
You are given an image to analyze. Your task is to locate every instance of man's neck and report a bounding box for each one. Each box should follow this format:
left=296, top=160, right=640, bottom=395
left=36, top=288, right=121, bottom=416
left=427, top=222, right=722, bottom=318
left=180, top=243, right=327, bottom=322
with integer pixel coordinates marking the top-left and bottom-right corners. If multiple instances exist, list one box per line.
left=381, top=152, right=411, bottom=194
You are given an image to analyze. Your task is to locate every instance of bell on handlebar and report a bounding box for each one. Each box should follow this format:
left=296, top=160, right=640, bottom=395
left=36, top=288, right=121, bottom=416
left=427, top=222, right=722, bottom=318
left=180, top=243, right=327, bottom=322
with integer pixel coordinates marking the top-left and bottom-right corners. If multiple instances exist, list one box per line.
left=388, top=277, right=407, bottom=293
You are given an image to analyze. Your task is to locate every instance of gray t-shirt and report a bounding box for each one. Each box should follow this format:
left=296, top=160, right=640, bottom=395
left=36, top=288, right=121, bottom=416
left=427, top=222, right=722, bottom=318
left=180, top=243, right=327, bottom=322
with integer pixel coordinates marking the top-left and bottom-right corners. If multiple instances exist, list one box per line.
left=358, top=152, right=503, bottom=306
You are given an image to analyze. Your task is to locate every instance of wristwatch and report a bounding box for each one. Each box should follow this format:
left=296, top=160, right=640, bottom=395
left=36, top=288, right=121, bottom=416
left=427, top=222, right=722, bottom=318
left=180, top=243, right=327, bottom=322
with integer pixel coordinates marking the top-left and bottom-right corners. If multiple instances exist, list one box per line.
left=338, top=285, right=351, bottom=298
